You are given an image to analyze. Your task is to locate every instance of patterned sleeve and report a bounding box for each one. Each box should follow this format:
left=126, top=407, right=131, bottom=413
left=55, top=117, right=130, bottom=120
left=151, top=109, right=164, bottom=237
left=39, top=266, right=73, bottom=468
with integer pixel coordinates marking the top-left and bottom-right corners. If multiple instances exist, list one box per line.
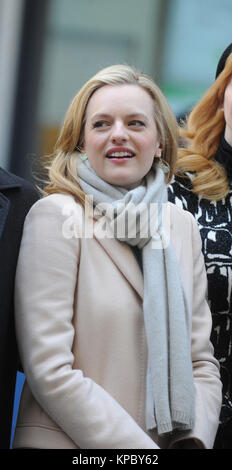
left=168, top=176, right=191, bottom=211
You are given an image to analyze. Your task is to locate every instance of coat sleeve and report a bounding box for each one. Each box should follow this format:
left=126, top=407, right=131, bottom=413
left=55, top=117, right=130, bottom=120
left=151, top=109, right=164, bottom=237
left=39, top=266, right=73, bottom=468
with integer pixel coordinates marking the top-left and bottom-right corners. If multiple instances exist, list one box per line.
left=169, top=211, right=222, bottom=449
left=15, top=194, right=158, bottom=449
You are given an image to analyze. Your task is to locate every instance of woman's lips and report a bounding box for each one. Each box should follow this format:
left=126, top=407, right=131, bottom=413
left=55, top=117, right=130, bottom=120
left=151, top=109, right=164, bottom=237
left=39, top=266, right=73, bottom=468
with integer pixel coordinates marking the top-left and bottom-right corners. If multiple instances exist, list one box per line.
left=105, top=148, right=135, bottom=162
left=107, top=157, right=134, bottom=163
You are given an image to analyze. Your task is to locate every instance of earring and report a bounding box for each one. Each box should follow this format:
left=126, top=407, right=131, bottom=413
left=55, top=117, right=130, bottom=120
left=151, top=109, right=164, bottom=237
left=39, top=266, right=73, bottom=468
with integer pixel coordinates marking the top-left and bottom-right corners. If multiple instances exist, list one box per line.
left=158, top=158, right=170, bottom=175
left=155, top=147, right=162, bottom=158
left=80, top=153, right=88, bottom=161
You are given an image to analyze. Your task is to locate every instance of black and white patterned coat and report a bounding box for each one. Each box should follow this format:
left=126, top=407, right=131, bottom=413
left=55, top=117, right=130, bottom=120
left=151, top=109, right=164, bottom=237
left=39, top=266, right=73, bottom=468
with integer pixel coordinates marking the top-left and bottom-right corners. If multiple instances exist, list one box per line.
left=168, top=137, right=232, bottom=447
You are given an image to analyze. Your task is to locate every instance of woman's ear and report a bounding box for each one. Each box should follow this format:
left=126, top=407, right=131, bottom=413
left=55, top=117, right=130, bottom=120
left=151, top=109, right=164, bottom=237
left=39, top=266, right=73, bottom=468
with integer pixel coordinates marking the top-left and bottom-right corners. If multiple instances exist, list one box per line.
left=154, top=143, right=162, bottom=158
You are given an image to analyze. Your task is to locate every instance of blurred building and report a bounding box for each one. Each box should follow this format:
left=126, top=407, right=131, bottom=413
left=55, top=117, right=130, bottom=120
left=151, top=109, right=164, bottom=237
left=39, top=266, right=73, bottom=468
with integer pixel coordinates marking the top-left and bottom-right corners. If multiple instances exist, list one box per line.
left=1, top=0, right=232, bottom=180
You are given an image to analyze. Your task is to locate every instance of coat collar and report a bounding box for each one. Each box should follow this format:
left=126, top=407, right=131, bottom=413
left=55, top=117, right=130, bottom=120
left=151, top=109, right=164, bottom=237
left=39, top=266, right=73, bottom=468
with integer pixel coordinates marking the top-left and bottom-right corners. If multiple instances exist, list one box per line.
left=0, top=168, right=22, bottom=240
left=0, top=167, right=22, bottom=190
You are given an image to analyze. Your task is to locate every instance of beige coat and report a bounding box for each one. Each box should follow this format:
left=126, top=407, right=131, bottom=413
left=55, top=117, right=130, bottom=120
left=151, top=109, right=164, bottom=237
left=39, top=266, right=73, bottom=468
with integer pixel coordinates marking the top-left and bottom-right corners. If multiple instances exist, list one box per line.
left=13, top=194, right=221, bottom=449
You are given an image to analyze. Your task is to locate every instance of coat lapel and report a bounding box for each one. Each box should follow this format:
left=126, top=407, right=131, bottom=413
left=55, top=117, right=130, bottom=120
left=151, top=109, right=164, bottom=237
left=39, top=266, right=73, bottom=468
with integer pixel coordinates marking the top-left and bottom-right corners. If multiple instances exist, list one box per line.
left=0, top=193, right=10, bottom=240
left=90, top=202, right=181, bottom=300
left=93, top=219, right=144, bottom=299
left=168, top=202, right=184, bottom=262
left=0, top=168, right=21, bottom=240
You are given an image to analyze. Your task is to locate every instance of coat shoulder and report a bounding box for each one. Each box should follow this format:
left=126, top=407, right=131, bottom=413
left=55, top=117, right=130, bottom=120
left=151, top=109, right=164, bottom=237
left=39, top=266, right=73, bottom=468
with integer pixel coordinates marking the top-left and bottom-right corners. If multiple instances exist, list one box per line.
left=167, top=201, right=199, bottom=247
left=24, top=193, right=84, bottom=235
left=0, top=167, right=31, bottom=188
left=168, top=200, right=195, bottom=225
left=28, top=193, right=79, bottom=214
left=0, top=167, right=39, bottom=207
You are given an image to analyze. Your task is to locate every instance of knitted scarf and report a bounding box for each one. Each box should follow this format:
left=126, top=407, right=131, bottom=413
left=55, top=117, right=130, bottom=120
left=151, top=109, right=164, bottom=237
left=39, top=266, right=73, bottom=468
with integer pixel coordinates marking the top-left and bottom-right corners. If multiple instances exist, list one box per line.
left=77, top=156, right=195, bottom=435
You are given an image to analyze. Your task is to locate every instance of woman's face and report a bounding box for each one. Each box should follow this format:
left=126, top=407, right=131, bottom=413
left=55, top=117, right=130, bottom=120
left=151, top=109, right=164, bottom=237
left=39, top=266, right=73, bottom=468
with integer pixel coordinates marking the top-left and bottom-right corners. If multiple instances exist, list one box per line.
left=83, top=84, right=161, bottom=188
left=224, top=77, right=232, bottom=146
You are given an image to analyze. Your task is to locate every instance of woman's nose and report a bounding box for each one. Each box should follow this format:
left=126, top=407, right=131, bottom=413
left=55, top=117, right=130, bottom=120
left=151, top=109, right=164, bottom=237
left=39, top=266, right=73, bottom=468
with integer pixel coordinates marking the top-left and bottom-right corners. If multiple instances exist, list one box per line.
left=110, top=121, right=128, bottom=143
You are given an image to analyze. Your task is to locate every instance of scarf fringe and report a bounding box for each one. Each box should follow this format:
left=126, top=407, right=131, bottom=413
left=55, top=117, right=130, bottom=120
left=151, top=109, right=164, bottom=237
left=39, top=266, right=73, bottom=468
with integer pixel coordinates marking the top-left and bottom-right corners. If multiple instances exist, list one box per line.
left=148, top=410, right=195, bottom=435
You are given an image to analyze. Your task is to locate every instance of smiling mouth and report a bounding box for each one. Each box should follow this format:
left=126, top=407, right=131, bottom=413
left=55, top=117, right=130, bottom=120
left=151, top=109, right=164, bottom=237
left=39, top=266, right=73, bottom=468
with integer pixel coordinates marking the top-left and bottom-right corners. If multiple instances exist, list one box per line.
left=106, top=151, right=135, bottom=159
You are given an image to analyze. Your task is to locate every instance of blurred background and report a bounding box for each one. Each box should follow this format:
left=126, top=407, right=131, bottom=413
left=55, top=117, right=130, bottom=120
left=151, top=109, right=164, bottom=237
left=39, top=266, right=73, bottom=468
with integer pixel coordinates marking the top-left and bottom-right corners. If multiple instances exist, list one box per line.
left=1, top=0, right=231, bottom=446
left=1, top=0, right=232, bottom=179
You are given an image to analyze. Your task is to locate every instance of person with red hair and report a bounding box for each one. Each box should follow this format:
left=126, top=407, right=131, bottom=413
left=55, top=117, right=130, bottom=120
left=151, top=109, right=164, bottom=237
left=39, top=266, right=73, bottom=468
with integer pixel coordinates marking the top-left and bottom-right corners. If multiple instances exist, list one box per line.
left=169, top=43, right=232, bottom=449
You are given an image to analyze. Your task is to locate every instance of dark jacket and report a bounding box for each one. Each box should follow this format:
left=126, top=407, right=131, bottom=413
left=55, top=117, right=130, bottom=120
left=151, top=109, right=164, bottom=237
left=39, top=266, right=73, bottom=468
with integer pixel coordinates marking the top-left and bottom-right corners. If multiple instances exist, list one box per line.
left=0, top=167, right=39, bottom=448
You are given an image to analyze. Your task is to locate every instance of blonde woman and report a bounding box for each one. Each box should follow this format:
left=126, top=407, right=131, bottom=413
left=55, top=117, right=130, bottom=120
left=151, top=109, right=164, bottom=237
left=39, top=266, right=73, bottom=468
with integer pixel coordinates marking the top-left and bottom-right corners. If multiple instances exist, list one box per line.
left=168, top=43, right=232, bottom=448
left=13, top=65, right=221, bottom=449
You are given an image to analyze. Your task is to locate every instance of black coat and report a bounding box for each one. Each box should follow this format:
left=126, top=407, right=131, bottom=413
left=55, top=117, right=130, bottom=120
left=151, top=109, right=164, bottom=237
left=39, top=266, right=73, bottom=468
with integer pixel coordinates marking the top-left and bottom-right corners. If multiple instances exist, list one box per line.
left=0, top=167, right=39, bottom=448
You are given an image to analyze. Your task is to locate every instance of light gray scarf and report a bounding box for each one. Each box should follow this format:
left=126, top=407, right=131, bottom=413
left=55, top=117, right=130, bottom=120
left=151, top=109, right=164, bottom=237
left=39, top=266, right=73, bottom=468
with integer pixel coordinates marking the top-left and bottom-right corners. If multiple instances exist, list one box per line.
left=77, top=156, right=195, bottom=435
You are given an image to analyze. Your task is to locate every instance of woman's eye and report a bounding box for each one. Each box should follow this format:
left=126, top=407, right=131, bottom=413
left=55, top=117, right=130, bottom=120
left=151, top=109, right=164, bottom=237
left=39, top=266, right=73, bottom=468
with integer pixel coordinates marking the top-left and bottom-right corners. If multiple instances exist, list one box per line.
left=93, top=121, right=109, bottom=128
left=129, top=120, right=145, bottom=127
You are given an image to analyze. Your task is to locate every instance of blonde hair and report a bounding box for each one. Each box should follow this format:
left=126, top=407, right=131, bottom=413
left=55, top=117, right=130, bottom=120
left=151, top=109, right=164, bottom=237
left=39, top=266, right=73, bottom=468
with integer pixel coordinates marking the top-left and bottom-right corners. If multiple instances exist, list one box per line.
left=44, top=64, right=178, bottom=205
left=176, top=54, right=232, bottom=201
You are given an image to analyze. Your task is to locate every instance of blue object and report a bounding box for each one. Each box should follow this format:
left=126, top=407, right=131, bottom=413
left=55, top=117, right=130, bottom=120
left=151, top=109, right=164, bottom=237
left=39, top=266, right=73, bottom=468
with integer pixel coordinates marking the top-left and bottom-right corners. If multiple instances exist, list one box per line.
left=10, top=371, right=25, bottom=448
